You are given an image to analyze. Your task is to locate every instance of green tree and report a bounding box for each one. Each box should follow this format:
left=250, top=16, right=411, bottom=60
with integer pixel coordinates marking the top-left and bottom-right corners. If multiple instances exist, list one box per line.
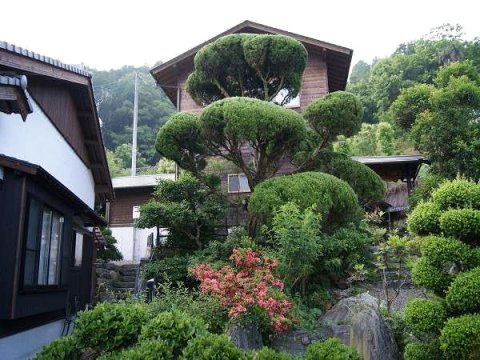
left=97, top=227, right=123, bottom=261
left=136, top=174, right=225, bottom=250
left=186, top=34, right=308, bottom=105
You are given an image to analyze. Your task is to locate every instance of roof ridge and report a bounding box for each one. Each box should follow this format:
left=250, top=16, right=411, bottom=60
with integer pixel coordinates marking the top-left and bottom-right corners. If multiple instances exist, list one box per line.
left=0, top=40, right=91, bottom=78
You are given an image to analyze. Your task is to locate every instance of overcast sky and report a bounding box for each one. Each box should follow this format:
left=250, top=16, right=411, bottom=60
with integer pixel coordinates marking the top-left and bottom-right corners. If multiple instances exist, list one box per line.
left=1, top=0, right=479, bottom=71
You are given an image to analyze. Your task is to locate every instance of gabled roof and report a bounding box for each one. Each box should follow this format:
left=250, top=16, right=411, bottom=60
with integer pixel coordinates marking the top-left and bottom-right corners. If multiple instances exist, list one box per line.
left=151, top=20, right=353, bottom=107
left=0, top=41, right=113, bottom=201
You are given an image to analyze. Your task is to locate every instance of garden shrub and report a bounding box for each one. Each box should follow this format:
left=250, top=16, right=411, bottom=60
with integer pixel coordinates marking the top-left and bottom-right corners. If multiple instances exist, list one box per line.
left=34, top=335, right=80, bottom=360
left=180, top=333, right=247, bottom=360
left=407, top=201, right=442, bottom=235
left=439, top=314, right=480, bottom=359
left=271, top=202, right=322, bottom=292
left=250, top=347, right=295, bottom=359
left=75, top=302, right=148, bottom=353
left=419, top=236, right=474, bottom=270
left=408, top=171, right=444, bottom=209
left=142, top=255, right=193, bottom=287
left=146, top=284, right=227, bottom=334
left=318, top=224, right=372, bottom=280
left=403, top=299, right=446, bottom=337
left=403, top=340, right=442, bottom=360
left=98, top=340, right=173, bottom=360
left=313, top=151, right=385, bottom=204
left=192, top=248, right=295, bottom=334
left=139, top=310, right=206, bottom=355
left=411, top=257, right=452, bottom=295
left=445, top=267, right=480, bottom=315
left=432, top=178, right=480, bottom=210
left=248, top=172, right=362, bottom=230
left=439, top=209, right=480, bottom=244
left=304, top=338, right=362, bottom=360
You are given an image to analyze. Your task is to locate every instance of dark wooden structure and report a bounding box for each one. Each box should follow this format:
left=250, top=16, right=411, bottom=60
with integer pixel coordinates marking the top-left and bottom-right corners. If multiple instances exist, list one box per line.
left=0, top=41, right=112, bottom=350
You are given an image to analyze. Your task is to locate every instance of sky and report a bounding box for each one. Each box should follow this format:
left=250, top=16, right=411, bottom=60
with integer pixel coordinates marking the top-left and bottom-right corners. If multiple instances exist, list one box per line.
left=1, top=0, right=479, bottom=71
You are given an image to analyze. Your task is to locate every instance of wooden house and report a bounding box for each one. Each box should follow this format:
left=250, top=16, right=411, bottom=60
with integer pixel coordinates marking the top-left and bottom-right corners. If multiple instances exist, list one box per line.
left=150, top=20, right=352, bottom=207
left=108, top=174, right=174, bottom=262
left=0, top=41, right=112, bottom=358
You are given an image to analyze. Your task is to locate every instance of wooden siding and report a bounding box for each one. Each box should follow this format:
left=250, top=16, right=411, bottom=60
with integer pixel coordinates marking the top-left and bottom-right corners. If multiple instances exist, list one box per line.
left=299, top=47, right=329, bottom=108
left=28, top=80, right=90, bottom=165
left=109, top=188, right=155, bottom=226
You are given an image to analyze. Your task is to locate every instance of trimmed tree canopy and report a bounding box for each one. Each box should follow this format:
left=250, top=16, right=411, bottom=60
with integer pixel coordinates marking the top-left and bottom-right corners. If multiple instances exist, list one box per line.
left=304, top=91, right=363, bottom=143
left=200, top=97, right=306, bottom=188
left=155, top=113, right=208, bottom=176
left=186, top=34, right=307, bottom=105
left=248, top=171, right=362, bottom=230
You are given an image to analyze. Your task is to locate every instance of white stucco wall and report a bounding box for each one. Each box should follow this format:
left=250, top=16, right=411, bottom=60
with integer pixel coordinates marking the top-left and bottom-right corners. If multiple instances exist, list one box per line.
left=111, top=226, right=163, bottom=263
left=0, top=96, right=95, bottom=208
left=0, top=319, right=66, bottom=359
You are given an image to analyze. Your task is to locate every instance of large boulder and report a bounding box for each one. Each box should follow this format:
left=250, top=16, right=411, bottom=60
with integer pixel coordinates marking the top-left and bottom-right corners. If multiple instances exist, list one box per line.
left=227, top=322, right=263, bottom=351
left=319, top=293, right=400, bottom=360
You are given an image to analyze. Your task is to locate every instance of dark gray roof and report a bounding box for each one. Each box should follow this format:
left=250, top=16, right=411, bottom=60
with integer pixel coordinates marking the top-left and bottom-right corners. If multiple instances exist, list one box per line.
left=0, top=41, right=91, bottom=78
left=352, top=155, right=430, bottom=165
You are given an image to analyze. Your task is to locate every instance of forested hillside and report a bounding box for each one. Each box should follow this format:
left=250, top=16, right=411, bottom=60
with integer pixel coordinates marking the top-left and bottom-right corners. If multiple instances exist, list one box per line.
left=343, top=24, right=480, bottom=157
left=90, top=66, right=175, bottom=174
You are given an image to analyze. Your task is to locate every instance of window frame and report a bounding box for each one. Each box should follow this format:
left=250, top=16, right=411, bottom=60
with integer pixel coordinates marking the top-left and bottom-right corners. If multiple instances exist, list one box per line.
left=21, top=196, right=66, bottom=291
left=227, top=173, right=251, bottom=194
left=71, top=229, right=84, bottom=269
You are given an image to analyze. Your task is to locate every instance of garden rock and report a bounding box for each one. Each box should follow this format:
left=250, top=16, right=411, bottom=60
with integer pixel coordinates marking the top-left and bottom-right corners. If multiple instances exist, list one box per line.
left=271, top=329, right=326, bottom=355
left=227, top=322, right=263, bottom=351
left=318, top=293, right=400, bottom=360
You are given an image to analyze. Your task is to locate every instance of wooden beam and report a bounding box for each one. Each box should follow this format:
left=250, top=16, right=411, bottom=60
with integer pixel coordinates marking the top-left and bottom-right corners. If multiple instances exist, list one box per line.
left=0, top=49, right=89, bottom=86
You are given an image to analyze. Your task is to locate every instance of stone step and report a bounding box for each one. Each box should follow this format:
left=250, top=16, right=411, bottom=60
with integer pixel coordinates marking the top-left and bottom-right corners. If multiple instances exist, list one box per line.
left=120, top=275, right=136, bottom=282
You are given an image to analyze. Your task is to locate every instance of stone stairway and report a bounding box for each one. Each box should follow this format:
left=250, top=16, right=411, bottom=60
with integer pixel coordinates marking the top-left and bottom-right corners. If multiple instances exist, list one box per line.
left=96, top=262, right=139, bottom=295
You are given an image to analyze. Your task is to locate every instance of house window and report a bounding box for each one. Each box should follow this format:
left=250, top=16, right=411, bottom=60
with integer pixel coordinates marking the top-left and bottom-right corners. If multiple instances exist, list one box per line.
left=228, top=174, right=250, bottom=193
left=23, top=198, right=64, bottom=287
left=272, top=88, right=300, bottom=108
left=72, top=231, right=84, bottom=267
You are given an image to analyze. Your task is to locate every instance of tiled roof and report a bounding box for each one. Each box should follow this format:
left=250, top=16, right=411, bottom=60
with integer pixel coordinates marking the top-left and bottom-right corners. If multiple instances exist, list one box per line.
left=0, top=74, right=27, bottom=88
left=112, top=174, right=176, bottom=189
left=0, top=41, right=91, bottom=78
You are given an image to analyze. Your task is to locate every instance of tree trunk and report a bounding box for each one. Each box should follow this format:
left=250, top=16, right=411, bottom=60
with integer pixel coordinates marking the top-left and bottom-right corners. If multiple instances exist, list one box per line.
left=247, top=213, right=258, bottom=238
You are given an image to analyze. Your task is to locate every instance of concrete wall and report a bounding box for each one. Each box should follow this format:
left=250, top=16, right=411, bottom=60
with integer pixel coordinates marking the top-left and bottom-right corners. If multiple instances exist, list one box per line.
left=0, top=96, right=95, bottom=208
left=0, top=319, right=66, bottom=359
left=111, top=226, right=163, bottom=263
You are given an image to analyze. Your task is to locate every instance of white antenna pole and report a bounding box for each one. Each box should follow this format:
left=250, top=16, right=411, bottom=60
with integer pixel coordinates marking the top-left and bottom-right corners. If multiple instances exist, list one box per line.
left=131, top=72, right=139, bottom=176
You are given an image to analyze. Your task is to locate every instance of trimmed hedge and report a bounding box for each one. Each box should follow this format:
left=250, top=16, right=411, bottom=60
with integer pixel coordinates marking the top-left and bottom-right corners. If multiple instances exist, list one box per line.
left=139, top=310, right=206, bottom=355
left=403, top=299, right=446, bottom=337
left=248, top=172, right=362, bottom=230
left=432, top=179, right=480, bottom=210
left=403, top=340, right=442, bottom=360
left=250, top=347, right=295, bottom=359
left=304, top=338, right=362, bottom=360
left=180, top=333, right=247, bottom=360
left=98, top=340, right=173, bottom=360
left=408, top=202, right=442, bottom=236
left=34, top=335, right=80, bottom=360
left=439, top=314, right=480, bottom=359
left=419, top=236, right=474, bottom=270
left=439, top=208, right=480, bottom=244
left=75, top=302, right=148, bottom=353
left=411, top=257, right=453, bottom=295
left=446, top=267, right=480, bottom=315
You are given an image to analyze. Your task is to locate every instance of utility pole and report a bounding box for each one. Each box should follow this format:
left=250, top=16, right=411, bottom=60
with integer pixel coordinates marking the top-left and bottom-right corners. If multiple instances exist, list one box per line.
left=131, top=72, right=139, bottom=176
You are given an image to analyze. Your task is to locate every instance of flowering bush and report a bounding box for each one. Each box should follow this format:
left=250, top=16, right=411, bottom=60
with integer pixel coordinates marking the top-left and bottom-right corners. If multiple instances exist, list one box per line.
left=191, top=248, right=295, bottom=334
